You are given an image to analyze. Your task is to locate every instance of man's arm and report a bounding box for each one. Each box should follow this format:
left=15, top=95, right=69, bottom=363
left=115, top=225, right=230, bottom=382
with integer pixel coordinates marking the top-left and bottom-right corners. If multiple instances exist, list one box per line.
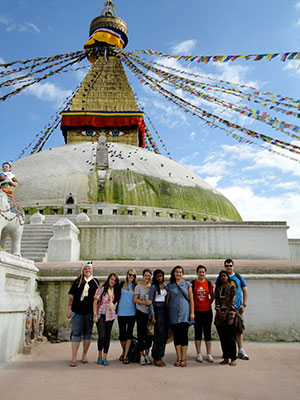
left=240, top=286, right=248, bottom=312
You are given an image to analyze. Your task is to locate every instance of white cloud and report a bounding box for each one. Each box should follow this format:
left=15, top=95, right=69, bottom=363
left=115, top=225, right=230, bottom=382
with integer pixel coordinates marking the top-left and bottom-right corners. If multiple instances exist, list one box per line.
left=295, top=2, right=300, bottom=11
left=274, top=181, right=299, bottom=190
left=172, top=39, right=197, bottom=55
left=23, top=22, right=40, bottom=33
left=24, top=82, right=72, bottom=104
left=190, top=131, right=196, bottom=139
left=0, top=15, right=40, bottom=33
left=204, top=176, right=222, bottom=187
left=220, top=144, right=300, bottom=176
left=152, top=99, right=188, bottom=128
left=183, top=159, right=233, bottom=176
left=219, top=185, right=300, bottom=238
left=283, top=60, right=300, bottom=75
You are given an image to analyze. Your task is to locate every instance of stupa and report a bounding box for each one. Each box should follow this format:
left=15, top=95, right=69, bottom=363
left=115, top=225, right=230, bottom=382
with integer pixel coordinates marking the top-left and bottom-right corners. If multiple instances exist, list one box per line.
left=13, top=1, right=241, bottom=224
left=9, top=1, right=290, bottom=262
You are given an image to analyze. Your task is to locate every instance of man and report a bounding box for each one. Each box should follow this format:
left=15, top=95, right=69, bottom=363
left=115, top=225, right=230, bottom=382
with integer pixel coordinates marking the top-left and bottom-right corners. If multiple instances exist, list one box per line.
left=223, top=258, right=249, bottom=360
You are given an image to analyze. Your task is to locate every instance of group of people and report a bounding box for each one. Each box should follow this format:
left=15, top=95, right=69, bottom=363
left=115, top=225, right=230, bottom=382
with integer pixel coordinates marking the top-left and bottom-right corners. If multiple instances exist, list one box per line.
left=67, top=259, right=249, bottom=367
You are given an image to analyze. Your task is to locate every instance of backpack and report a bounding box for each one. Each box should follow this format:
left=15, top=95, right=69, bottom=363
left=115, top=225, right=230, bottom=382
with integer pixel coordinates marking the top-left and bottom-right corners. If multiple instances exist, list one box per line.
left=127, top=337, right=140, bottom=363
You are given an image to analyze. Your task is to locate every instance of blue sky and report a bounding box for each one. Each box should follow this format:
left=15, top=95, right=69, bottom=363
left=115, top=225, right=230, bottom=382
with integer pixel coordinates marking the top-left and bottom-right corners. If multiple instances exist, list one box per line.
left=1, top=0, right=300, bottom=237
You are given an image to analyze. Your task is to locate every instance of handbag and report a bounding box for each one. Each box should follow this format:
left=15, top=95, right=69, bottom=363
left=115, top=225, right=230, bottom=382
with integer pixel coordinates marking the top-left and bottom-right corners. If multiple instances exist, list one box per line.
left=147, top=321, right=154, bottom=336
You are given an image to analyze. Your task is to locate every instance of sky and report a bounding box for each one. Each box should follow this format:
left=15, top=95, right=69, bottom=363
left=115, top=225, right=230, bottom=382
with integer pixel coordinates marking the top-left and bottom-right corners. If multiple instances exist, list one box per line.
left=1, top=0, right=300, bottom=237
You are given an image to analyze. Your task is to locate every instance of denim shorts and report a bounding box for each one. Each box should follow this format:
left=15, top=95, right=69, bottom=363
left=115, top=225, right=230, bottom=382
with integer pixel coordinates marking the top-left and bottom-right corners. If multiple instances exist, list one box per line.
left=71, top=313, right=94, bottom=342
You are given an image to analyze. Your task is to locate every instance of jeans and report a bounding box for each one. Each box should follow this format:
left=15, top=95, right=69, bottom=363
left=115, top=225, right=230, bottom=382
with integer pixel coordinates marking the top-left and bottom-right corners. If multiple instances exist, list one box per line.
left=151, top=302, right=168, bottom=361
left=71, top=313, right=93, bottom=342
left=96, top=314, right=114, bottom=354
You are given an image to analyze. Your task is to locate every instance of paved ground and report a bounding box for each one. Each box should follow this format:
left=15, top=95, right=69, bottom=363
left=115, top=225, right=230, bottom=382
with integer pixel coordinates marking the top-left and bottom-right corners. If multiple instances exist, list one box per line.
left=1, top=341, right=299, bottom=400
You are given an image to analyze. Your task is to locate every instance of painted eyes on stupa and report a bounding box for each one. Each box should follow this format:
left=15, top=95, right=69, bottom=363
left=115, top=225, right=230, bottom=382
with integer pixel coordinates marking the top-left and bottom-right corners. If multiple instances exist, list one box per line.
left=80, top=131, right=126, bottom=137
left=107, top=131, right=126, bottom=137
left=80, top=131, right=98, bottom=137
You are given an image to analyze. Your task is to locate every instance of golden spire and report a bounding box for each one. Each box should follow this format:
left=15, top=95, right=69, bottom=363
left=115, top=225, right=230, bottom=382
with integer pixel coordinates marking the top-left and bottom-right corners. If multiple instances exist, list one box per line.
left=100, top=1, right=117, bottom=17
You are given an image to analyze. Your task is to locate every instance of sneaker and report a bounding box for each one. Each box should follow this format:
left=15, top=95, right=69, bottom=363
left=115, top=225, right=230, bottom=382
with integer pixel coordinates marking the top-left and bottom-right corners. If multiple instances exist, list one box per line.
left=102, top=359, right=109, bottom=366
left=140, top=356, right=146, bottom=365
left=145, top=355, right=152, bottom=365
left=196, top=353, right=203, bottom=363
left=97, top=357, right=103, bottom=365
left=206, top=354, right=214, bottom=363
left=238, top=350, right=249, bottom=360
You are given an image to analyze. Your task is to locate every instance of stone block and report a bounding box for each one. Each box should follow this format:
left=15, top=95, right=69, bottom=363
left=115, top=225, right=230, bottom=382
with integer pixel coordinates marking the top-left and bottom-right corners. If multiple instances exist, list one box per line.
left=47, top=218, right=80, bottom=262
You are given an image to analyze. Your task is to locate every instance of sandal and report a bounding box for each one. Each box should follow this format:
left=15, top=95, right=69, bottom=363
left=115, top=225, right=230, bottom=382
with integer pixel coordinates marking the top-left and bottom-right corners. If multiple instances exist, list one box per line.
left=220, top=359, right=229, bottom=365
left=123, top=358, right=130, bottom=364
left=69, top=361, right=77, bottom=367
left=180, top=359, right=187, bottom=367
left=173, top=360, right=181, bottom=367
left=119, top=355, right=124, bottom=362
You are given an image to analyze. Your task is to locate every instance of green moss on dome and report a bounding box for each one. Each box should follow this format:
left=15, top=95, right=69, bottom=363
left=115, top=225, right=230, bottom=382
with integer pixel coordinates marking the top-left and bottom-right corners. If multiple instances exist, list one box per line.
left=101, top=170, right=242, bottom=221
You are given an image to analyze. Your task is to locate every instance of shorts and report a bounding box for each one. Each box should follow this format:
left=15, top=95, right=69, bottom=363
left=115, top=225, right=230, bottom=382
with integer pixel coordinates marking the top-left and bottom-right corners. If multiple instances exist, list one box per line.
left=71, top=313, right=94, bottom=342
left=235, top=309, right=245, bottom=334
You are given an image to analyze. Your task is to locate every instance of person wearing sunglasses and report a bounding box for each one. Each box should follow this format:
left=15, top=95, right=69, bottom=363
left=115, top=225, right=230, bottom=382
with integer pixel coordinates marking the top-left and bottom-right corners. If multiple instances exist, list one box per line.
left=117, top=269, right=138, bottom=364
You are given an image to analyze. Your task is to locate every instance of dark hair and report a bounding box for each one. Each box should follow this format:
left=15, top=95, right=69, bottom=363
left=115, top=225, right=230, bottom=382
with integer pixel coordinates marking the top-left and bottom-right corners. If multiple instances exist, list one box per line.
left=152, top=269, right=165, bottom=294
left=102, top=273, right=120, bottom=303
left=170, top=265, right=184, bottom=283
left=216, top=270, right=230, bottom=287
left=2, top=162, right=11, bottom=169
left=142, top=268, right=152, bottom=276
left=196, top=265, right=207, bottom=273
left=224, top=258, right=234, bottom=266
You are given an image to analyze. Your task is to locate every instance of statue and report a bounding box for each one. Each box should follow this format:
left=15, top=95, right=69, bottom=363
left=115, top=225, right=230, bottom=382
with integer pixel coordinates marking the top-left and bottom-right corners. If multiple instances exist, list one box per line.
left=0, top=162, right=25, bottom=256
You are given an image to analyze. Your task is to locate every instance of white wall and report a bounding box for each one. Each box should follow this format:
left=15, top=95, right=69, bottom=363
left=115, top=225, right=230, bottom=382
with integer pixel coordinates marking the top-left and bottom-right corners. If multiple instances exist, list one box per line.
left=78, top=220, right=290, bottom=260
left=0, top=251, right=43, bottom=365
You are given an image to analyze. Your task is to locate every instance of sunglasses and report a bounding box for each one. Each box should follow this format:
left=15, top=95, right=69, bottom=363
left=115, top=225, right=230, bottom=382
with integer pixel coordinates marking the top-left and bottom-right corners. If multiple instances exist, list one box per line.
left=128, top=273, right=136, bottom=278
left=225, top=265, right=233, bottom=268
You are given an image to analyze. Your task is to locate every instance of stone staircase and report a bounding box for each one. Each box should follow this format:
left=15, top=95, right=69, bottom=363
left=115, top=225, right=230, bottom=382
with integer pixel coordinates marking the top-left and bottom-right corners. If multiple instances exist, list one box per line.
left=5, top=215, right=77, bottom=262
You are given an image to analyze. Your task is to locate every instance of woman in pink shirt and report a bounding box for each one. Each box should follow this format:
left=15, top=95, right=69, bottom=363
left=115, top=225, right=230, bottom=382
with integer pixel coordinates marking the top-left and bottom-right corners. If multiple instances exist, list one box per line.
left=93, top=273, right=120, bottom=366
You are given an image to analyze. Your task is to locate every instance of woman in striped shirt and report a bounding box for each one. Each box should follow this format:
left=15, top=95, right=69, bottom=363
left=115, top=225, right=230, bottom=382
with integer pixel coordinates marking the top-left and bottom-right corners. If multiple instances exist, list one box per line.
left=93, top=273, right=121, bottom=366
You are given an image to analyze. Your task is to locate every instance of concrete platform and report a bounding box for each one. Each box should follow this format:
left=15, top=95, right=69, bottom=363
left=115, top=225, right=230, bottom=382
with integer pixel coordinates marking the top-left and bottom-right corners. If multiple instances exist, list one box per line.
left=1, top=341, right=300, bottom=400
left=37, top=258, right=300, bottom=274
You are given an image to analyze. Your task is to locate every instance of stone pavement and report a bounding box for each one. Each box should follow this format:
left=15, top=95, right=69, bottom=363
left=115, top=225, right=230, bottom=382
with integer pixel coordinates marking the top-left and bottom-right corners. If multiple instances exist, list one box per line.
left=1, top=341, right=300, bottom=400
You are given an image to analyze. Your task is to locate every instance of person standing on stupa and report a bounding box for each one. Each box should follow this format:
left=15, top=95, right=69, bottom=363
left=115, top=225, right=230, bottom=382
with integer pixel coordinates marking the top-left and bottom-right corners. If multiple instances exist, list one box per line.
left=0, top=162, right=18, bottom=200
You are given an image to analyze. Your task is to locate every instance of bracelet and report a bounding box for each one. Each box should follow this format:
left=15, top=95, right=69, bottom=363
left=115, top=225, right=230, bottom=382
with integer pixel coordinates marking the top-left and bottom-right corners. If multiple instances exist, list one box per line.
left=242, top=304, right=247, bottom=307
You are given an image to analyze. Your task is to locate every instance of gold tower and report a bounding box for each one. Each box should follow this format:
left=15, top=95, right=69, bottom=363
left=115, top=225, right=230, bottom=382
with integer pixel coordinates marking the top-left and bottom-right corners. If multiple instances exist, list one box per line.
left=61, top=1, right=145, bottom=147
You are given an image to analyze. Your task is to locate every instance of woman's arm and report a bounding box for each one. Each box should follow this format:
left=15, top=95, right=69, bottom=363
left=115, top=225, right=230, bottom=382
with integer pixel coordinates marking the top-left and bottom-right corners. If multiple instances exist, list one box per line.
left=67, top=294, right=74, bottom=319
left=93, top=298, right=98, bottom=323
left=165, top=289, right=170, bottom=308
left=133, top=293, right=151, bottom=306
left=209, top=283, right=215, bottom=303
left=148, top=285, right=156, bottom=321
left=188, top=286, right=194, bottom=321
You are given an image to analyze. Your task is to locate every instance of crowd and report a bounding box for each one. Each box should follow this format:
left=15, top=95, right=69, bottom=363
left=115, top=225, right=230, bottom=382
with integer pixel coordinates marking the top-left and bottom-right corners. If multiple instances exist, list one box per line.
left=67, top=259, right=249, bottom=367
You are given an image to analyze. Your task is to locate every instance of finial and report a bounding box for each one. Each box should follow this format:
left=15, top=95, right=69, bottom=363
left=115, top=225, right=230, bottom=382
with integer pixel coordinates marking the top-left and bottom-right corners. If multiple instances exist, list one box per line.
left=100, top=1, right=117, bottom=17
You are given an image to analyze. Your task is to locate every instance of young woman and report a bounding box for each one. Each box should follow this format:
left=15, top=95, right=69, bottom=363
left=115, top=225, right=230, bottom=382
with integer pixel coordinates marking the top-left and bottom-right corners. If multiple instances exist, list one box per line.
left=149, top=269, right=168, bottom=367
left=67, top=262, right=99, bottom=367
left=214, top=270, right=237, bottom=366
left=117, top=269, right=138, bottom=364
left=133, top=268, right=153, bottom=365
left=166, top=266, right=194, bottom=367
left=93, top=273, right=120, bottom=366
left=191, top=265, right=215, bottom=363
